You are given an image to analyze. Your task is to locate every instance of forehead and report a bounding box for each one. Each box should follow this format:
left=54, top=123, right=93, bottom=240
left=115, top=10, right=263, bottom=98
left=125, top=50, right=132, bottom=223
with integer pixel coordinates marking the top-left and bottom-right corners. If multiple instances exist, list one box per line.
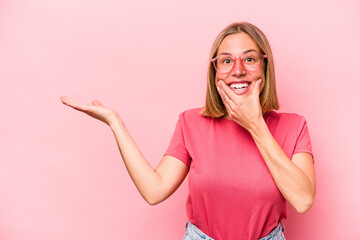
left=218, top=32, right=260, bottom=55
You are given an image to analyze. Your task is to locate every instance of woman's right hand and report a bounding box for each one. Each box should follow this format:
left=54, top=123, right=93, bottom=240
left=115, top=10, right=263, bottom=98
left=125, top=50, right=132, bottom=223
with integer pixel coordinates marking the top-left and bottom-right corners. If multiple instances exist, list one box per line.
left=60, top=96, right=189, bottom=206
left=60, top=96, right=120, bottom=126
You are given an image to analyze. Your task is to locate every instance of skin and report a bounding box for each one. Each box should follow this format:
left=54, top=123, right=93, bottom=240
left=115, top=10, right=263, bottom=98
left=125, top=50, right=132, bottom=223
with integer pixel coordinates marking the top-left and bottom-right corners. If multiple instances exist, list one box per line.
left=60, top=96, right=189, bottom=205
left=216, top=32, right=265, bottom=97
left=215, top=32, right=266, bottom=129
left=216, top=33, right=316, bottom=213
left=60, top=32, right=316, bottom=212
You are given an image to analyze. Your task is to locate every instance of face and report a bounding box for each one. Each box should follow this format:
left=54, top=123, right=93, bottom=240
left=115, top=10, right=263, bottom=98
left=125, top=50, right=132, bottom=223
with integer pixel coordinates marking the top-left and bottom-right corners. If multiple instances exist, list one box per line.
left=215, top=32, right=265, bottom=95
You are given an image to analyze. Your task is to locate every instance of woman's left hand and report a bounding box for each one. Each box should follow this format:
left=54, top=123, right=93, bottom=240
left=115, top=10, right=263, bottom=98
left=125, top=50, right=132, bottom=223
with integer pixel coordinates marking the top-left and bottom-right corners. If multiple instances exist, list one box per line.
left=217, top=78, right=263, bottom=132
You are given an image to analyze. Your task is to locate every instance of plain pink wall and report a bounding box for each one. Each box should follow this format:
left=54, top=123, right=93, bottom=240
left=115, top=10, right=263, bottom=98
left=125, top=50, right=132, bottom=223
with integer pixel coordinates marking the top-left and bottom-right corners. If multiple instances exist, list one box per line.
left=1, top=0, right=359, bottom=239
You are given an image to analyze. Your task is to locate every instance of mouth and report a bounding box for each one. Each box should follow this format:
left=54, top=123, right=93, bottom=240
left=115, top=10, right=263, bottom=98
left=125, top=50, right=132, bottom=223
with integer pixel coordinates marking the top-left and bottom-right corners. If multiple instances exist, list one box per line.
left=228, top=81, right=252, bottom=90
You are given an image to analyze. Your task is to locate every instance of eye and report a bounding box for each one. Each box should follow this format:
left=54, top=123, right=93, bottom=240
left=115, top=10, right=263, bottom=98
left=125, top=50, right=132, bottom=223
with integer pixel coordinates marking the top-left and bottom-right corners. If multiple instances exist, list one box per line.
left=223, top=58, right=232, bottom=64
left=244, top=57, right=255, bottom=63
left=215, top=55, right=234, bottom=66
left=243, top=53, right=260, bottom=64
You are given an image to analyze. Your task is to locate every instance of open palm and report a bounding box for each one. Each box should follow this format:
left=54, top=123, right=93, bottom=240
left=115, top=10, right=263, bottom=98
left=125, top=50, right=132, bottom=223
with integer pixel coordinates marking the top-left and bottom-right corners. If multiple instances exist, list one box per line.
left=60, top=96, right=118, bottom=125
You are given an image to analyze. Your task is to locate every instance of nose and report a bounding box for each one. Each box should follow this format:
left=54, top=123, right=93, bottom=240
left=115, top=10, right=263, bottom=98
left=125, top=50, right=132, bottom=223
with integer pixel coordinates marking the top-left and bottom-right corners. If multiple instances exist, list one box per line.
left=231, top=58, right=246, bottom=76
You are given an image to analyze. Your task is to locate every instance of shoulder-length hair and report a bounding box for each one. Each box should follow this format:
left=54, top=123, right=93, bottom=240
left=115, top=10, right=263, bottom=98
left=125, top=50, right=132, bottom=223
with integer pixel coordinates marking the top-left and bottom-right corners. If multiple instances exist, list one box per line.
left=200, top=22, right=279, bottom=118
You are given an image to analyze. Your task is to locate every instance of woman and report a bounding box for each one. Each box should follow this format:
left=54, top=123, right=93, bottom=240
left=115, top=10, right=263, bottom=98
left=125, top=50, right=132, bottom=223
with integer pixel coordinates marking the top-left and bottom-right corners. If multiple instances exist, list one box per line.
left=61, top=22, right=316, bottom=240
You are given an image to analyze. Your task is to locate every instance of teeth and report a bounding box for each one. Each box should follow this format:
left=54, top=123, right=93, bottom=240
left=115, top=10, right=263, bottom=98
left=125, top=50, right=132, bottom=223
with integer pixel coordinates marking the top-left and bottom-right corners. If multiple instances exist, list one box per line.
left=230, top=82, right=249, bottom=90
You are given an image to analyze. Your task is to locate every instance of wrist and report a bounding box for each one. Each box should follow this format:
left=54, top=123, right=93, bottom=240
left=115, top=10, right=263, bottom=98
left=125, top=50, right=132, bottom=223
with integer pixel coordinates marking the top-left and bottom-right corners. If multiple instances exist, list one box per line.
left=248, top=117, right=267, bottom=137
left=108, top=113, right=124, bottom=129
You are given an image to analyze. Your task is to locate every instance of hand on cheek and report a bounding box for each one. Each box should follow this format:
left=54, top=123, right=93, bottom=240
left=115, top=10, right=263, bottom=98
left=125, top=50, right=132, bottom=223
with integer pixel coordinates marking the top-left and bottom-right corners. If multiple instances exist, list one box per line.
left=217, top=79, right=264, bottom=131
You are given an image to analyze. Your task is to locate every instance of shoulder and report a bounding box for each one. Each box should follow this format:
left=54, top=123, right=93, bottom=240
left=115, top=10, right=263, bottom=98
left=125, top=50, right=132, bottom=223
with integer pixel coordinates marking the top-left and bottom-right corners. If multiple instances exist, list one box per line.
left=178, top=107, right=207, bottom=121
left=269, top=110, right=306, bottom=122
left=268, top=111, right=307, bottom=130
left=177, top=107, right=213, bottom=127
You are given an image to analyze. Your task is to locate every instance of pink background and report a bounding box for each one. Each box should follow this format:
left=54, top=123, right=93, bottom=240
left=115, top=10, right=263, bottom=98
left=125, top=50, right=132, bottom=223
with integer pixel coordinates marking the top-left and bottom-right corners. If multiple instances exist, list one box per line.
left=1, top=0, right=359, bottom=239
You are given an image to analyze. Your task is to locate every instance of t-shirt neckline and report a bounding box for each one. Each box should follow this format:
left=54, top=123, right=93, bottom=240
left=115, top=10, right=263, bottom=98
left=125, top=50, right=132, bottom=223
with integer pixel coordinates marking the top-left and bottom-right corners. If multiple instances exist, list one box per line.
left=221, top=110, right=273, bottom=122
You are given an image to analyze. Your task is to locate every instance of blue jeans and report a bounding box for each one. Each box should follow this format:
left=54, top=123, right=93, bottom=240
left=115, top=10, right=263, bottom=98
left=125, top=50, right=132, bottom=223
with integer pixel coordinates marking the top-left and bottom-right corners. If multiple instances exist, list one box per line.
left=183, top=220, right=286, bottom=240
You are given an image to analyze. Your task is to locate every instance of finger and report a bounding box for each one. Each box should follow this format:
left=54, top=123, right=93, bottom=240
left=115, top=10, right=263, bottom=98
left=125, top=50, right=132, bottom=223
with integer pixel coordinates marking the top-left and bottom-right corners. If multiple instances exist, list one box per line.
left=92, top=100, right=103, bottom=106
left=217, top=82, right=229, bottom=102
left=251, top=79, right=262, bottom=97
left=60, top=96, right=89, bottom=112
left=217, top=83, right=233, bottom=113
left=218, top=80, right=238, bottom=102
left=217, top=81, right=237, bottom=114
left=217, top=84, right=230, bottom=102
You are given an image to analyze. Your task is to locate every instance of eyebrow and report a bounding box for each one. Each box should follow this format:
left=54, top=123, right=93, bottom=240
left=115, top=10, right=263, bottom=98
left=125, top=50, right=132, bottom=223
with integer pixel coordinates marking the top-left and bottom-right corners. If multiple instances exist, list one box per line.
left=218, top=49, right=258, bottom=55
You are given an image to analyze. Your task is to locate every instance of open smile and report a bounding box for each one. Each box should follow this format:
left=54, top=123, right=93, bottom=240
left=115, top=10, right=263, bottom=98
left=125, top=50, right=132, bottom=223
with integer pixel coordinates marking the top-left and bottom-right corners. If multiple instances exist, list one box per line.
left=227, top=81, right=252, bottom=95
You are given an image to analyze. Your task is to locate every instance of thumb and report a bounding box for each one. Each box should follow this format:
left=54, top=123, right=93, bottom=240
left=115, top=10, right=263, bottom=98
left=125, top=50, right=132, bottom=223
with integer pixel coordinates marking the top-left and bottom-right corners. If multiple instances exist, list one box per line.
left=252, top=79, right=262, bottom=97
left=92, top=100, right=103, bottom=106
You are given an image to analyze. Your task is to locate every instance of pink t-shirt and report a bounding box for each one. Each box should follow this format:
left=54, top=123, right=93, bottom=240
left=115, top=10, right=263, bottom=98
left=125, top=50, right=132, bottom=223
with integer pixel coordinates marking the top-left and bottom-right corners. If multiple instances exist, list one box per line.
left=165, top=108, right=313, bottom=240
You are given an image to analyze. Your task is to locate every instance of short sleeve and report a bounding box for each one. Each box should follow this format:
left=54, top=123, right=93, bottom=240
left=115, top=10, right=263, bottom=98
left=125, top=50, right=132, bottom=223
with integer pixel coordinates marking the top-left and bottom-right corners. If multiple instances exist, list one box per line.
left=164, top=115, right=192, bottom=167
left=293, top=116, right=314, bottom=162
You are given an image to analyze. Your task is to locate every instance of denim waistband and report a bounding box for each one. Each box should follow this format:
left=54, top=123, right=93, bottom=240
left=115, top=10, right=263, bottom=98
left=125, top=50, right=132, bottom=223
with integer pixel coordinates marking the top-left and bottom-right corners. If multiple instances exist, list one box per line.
left=259, top=221, right=285, bottom=240
left=185, top=220, right=285, bottom=240
left=185, top=220, right=215, bottom=240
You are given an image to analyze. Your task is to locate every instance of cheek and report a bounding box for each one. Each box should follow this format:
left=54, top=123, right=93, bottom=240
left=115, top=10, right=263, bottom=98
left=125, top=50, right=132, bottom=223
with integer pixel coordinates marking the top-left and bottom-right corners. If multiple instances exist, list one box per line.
left=215, top=73, right=229, bottom=82
left=247, top=72, right=263, bottom=81
left=214, top=75, right=221, bottom=86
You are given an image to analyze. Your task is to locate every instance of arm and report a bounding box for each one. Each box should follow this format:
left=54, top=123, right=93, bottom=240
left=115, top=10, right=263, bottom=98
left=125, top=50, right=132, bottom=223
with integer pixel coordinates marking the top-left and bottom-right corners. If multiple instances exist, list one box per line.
left=216, top=80, right=316, bottom=213
left=109, top=117, right=189, bottom=205
left=249, top=119, right=316, bottom=213
left=60, top=96, right=189, bottom=205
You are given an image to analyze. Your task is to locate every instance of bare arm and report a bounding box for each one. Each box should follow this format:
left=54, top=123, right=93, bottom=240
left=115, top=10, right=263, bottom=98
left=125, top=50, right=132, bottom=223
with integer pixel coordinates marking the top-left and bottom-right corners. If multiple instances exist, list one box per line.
left=60, top=96, right=189, bottom=205
left=109, top=117, right=189, bottom=205
left=217, top=79, right=316, bottom=213
left=249, top=120, right=316, bottom=213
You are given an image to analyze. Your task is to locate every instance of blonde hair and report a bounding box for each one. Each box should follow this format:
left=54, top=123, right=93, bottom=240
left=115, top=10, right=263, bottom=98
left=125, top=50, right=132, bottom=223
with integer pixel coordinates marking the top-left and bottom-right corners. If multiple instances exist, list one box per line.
left=200, top=22, right=279, bottom=118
